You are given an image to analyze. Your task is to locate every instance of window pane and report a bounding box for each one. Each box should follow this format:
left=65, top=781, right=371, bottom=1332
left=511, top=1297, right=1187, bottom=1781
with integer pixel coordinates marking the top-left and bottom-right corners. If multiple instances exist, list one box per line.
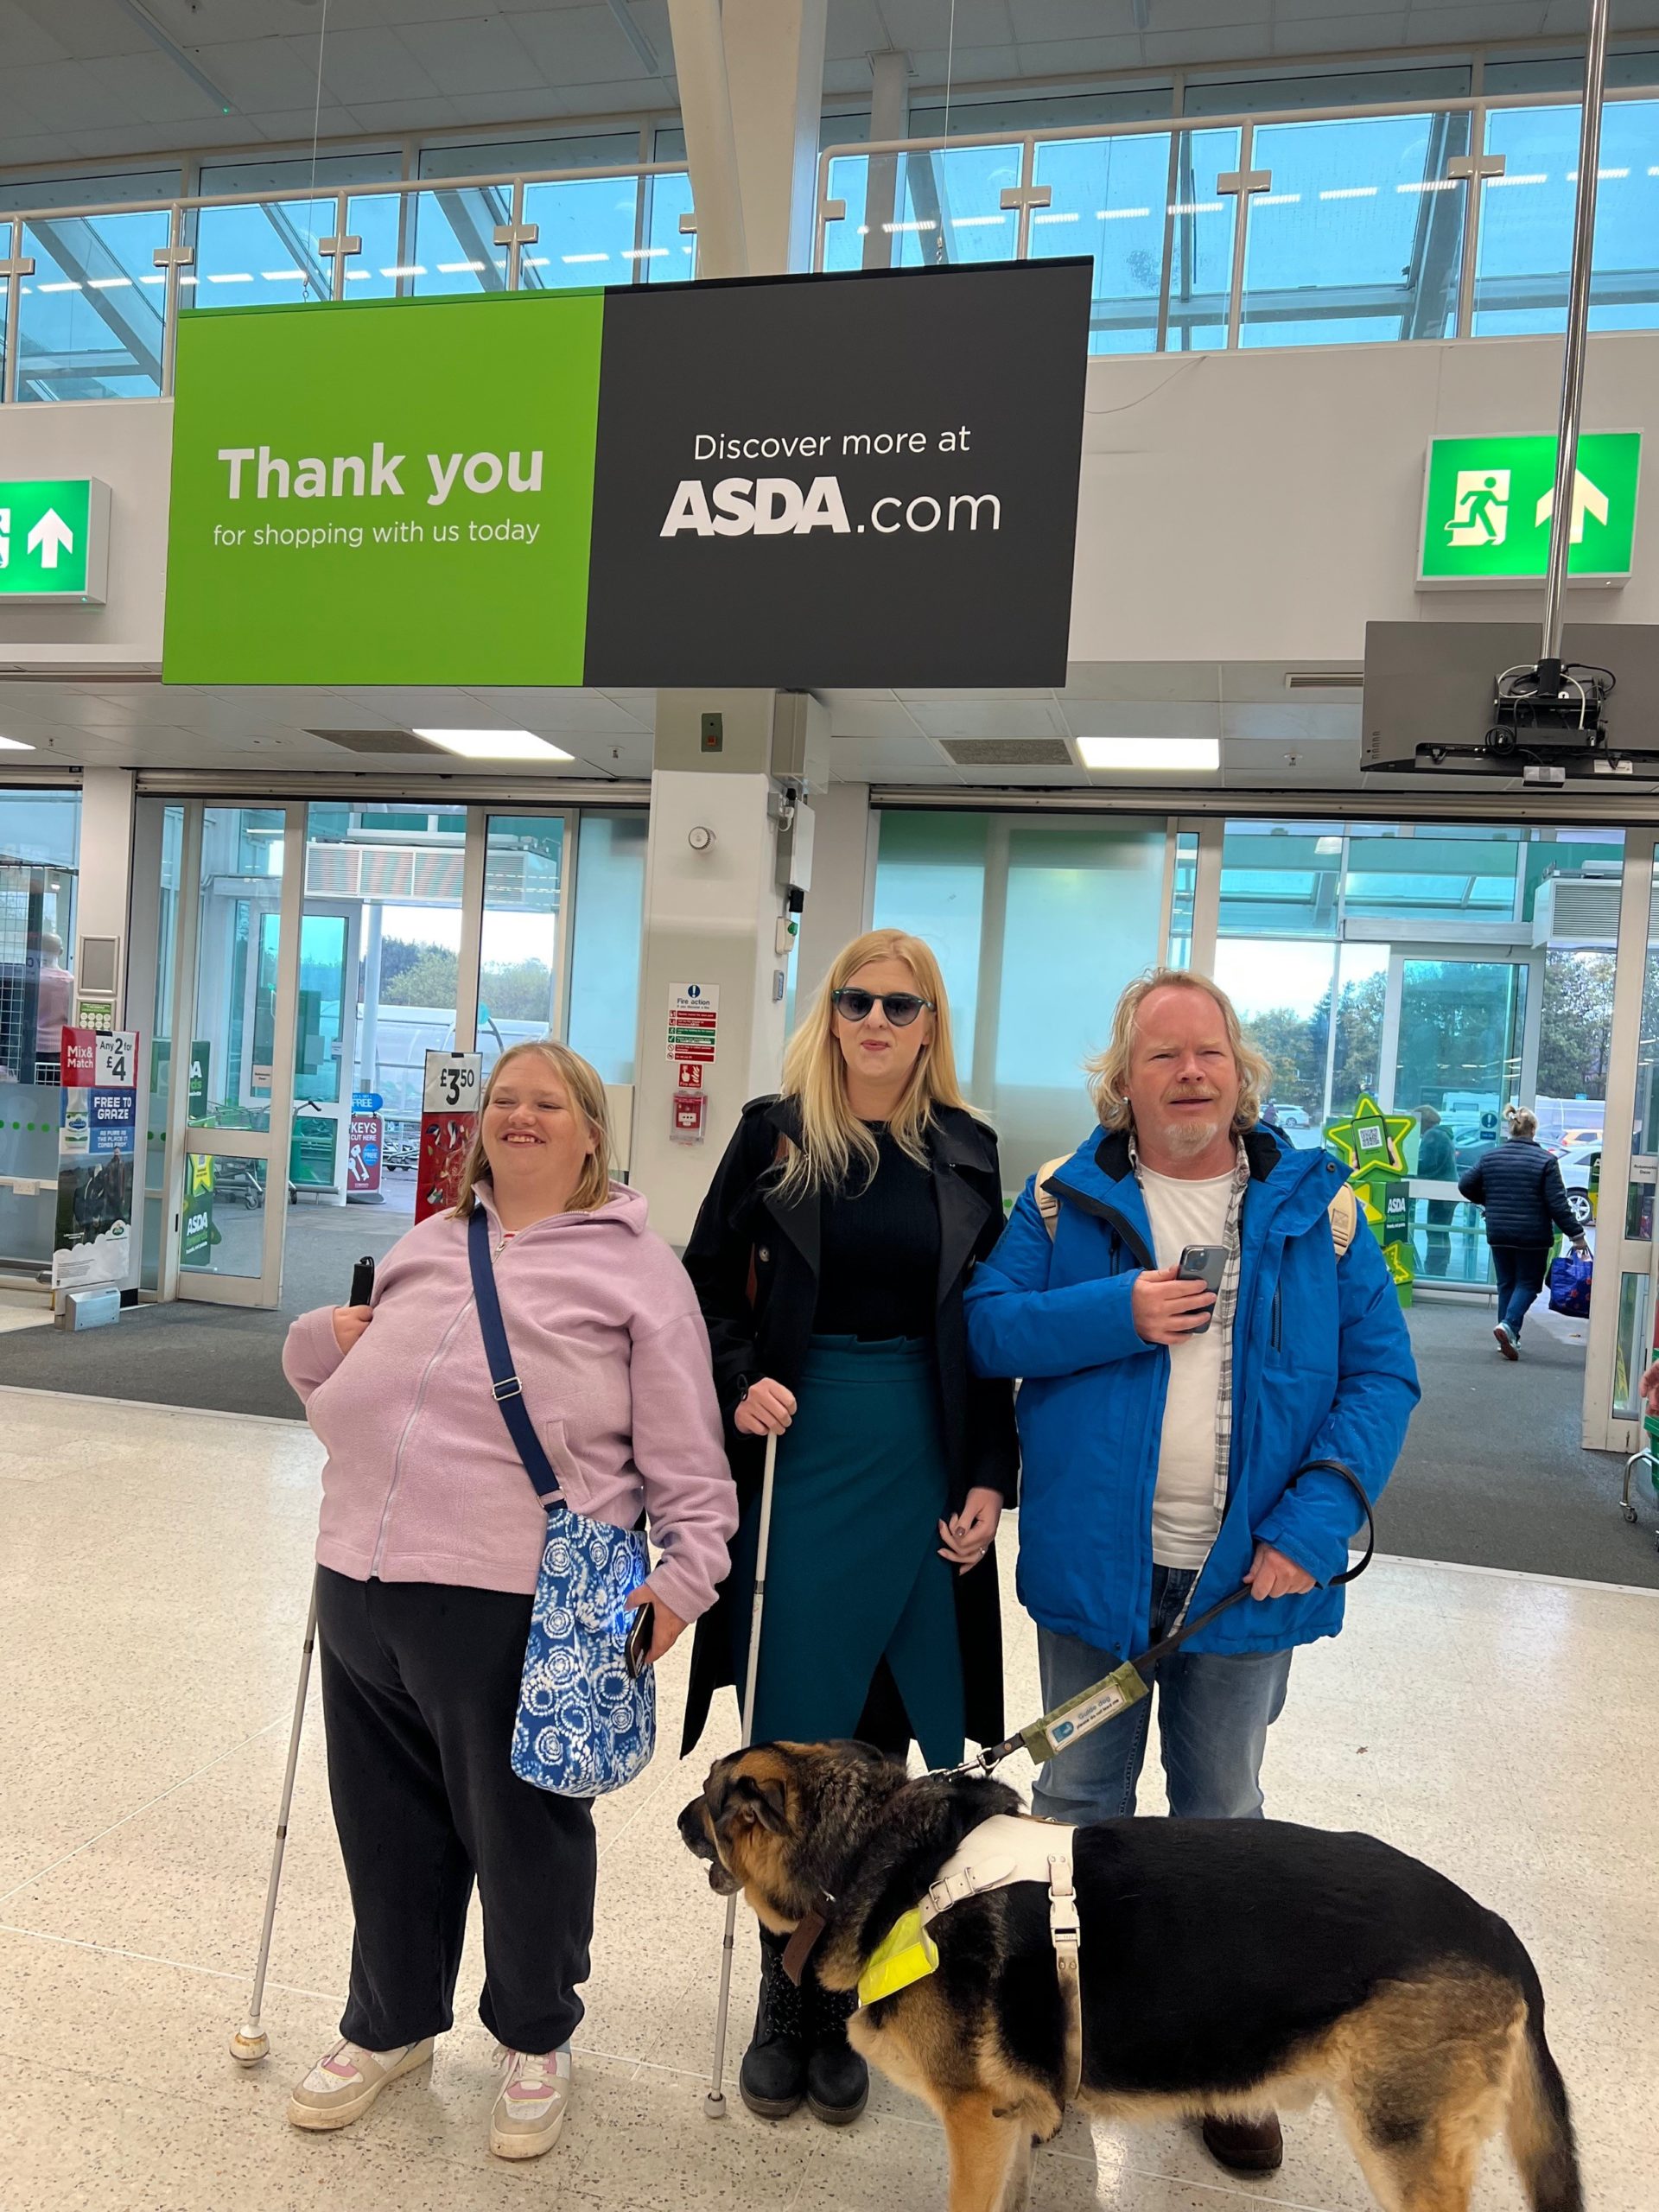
left=893, top=143, right=1023, bottom=267
left=642, top=169, right=694, bottom=282
left=873, top=811, right=1167, bottom=1196
left=1242, top=111, right=1471, bottom=347
left=566, top=813, right=647, bottom=1084
left=1182, top=65, right=1471, bottom=116
left=821, top=153, right=870, bottom=272
left=0, top=168, right=181, bottom=214
left=478, top=816, right=566, bottom=1081
left=200, top=152, right=401, bottom=195
left=1166, top=127, right=1239, bottom=351
left=340, top=193, right=406, bottom=297
left=520, top=175, right=639, bottom=289
left=1219, top=821, right=1344, bottom=938
left=400, top=184, right=511, bottom=296
left=0, top=791, right=79, bottom=1275
left=17, top=208, right=170, bottom=401
left=189, top=809, right=283, bottom=1133
left=1473, top=99, right=1659, bottom=335
left=194, top=196, right=334, bottom=307
left=1031, top=132, right=1173, bottom=354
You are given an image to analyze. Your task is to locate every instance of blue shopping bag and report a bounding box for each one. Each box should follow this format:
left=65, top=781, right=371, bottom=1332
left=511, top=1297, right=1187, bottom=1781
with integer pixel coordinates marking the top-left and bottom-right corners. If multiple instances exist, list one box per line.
left=1547, top=1250, right=1592, bottom=1319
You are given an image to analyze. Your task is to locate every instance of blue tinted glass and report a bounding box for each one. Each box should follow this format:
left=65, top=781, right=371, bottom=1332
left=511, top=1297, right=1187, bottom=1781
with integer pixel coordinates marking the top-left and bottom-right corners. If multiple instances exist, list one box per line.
left=643, top=170, right=695, bottom=283
left=1474, top=100, right=1659, bottom=335
left=1166, top=127, right=1239, bottom=350
left=194, top=197, right=333, bottom=306
left=1032, top=133, right=1173, bottom=355
left=17, top=207, right=170, bottom=400
left=404, top=185, right=511, bottom=296
left=1242, top=111, right=1471, bottom=347
left=821, top=154, right=869, bottom=272
left=520, top=175, right=638, bottom=289
left=893, top=144, right=1022, bottom=266
left=340, top=194, right=407, bottom=299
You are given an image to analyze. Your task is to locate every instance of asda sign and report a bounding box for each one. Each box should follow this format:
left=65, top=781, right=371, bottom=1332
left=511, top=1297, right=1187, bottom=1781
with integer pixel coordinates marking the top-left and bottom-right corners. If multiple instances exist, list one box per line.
left=162, top=263, right=1090, bottom=688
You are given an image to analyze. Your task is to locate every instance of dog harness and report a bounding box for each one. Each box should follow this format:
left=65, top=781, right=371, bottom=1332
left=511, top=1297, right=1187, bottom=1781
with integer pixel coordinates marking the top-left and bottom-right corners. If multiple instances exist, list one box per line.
left=857, top=1814, right=1084, bottom=2104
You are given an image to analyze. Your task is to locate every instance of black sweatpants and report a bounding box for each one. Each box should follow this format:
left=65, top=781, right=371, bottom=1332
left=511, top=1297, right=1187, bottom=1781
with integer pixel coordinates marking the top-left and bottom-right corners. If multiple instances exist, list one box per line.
left=315, top=1567, right=596, bottom=2055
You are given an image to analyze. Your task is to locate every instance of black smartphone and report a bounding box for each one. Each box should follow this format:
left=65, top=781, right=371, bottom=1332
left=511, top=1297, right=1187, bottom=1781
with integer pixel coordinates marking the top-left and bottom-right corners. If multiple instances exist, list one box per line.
left=348, top=1255, right=376, bottom=1307
left=624, top=1603, right=654, bottom=1680
left=1177, top=1244, right=1226, bottom=1335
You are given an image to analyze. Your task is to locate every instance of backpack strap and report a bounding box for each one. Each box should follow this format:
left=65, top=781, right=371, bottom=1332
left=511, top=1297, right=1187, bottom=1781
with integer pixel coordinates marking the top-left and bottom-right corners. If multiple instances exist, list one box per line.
left=1034, top=1156, right=1069, bottom=1238
left=467, top=1207, right=564, bottom=1507
left=1035, top=1149, right=1360, bottom=1262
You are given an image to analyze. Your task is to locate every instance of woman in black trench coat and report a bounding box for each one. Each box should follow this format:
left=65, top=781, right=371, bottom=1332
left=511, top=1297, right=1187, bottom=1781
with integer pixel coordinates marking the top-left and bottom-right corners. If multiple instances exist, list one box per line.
left=681, top=926, right=1019, bottom=2129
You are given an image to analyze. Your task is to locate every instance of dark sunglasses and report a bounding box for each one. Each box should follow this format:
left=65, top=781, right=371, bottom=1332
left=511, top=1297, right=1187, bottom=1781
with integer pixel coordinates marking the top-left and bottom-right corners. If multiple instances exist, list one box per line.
left=831, top=988, right=934, bottom=1027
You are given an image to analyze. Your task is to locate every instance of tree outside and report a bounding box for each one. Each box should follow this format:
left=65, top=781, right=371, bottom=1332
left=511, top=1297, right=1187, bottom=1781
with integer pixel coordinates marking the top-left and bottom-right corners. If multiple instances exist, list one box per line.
left=377, top=938, right=556, bottom=1025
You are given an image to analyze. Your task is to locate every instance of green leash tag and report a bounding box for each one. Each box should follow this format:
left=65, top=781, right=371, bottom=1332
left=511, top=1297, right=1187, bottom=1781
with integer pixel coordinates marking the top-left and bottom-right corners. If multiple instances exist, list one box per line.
left=857, top=1908, right=941, bottom=2007
left=1021, top=1661, right=1149, bottom=1764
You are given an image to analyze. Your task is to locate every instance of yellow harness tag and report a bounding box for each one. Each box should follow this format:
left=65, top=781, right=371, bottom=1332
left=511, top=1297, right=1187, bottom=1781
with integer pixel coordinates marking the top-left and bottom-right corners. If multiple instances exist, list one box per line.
left=856, top=1908, right=940, bottom=2008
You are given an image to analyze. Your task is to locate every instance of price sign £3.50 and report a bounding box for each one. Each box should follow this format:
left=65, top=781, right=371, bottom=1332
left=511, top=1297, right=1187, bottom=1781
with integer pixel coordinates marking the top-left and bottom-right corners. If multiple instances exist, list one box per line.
left=423, top=1052, right=481, bottom=1112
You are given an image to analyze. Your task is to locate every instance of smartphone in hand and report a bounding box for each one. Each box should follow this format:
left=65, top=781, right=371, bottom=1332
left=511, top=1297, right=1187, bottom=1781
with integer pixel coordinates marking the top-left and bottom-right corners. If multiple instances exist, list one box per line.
left=624, top=1603, right=655, bottom=1680
left=1177, top=1244, right=1226, bottom=1335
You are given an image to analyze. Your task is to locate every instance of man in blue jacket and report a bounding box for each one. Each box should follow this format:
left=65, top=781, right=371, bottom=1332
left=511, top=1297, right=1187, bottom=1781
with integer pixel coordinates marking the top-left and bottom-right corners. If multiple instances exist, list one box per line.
left=965, top=968, right=1418, bottom=2176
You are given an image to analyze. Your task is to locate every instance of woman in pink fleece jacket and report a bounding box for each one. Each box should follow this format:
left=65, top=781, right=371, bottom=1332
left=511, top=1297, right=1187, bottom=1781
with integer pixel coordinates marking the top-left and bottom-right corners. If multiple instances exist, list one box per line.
left=281, top=1040, right=735, bottom=2164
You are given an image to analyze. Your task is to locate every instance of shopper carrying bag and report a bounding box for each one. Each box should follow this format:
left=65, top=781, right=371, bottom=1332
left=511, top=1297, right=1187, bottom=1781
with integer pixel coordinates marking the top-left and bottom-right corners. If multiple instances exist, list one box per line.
left=281, top=1041, right=736, bottom=2163
left=1459, top=1107, right=1591, bottom=1359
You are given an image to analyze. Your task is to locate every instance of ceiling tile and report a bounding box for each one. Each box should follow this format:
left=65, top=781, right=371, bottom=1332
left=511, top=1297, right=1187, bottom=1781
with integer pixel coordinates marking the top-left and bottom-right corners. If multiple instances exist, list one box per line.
left=508, top=5, right=661, bottom=83
left=0, top=0, right=73, bottom=67
left=1014, top=35, right=1152, bottom=73
left=1061, top=664, right=1222, bottom=703
left=196, top=35, right=337, bottom=111
left=308, top=26, right=442, bottom=105
left=1142, top=23, right=1274, bottom=62
left=1271, top=12, right=1408, bottom=50
left=825, top=700, right=926, bottom=738
left=78, top=52, right=229, bottom=129
left=1059, top=699, right=1223, bottom=739
left=824, top=3, right=889, bottom=62
left=906, top=700, right=1069, bottom=739
left=876, top=1, right=1014, bottom=46
left=398, top=16, right=548, bottom=95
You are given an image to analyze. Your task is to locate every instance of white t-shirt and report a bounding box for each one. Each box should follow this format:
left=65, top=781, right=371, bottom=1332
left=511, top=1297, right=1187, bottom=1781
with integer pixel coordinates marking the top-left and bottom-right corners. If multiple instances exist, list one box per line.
left=1138, top=1164, right=1234, bottom=1570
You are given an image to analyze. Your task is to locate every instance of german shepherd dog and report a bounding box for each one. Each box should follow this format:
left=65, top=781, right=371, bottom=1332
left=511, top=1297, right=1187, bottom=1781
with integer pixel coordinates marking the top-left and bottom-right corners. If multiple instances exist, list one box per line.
left=680, top=1743, right=1581, bottom=2212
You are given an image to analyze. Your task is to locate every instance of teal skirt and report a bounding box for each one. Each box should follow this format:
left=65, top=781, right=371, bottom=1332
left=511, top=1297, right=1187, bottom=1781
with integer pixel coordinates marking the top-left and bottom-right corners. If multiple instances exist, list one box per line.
left=728, top=1334, right=965, bottom=1770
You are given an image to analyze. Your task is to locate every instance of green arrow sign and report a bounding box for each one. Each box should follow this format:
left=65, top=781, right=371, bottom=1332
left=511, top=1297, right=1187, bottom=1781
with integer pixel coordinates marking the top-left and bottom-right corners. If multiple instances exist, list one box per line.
left=1419, top=433, right=1640, bottom=587
left=0, top=477, right=110, bottom=604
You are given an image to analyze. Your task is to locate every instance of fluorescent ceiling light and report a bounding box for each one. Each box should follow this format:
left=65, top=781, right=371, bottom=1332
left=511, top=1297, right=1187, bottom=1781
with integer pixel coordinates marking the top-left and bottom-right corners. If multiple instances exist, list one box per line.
left=1077, top=736, right=1219, bottom=772
left=412, top=728, right=575, bottom=761
left=0, top=735, right=36, bottom=751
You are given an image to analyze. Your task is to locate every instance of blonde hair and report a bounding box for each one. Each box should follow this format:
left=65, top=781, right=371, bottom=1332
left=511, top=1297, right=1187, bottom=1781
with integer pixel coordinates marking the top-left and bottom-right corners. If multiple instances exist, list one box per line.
left=1505, top=1106, right=1539, bottom=1141
left=451, top=1039, right=613, bottom=1218
left=777, top=928, right=968, bottom=1196
left=1085, top=967, right=1270, bottom=1134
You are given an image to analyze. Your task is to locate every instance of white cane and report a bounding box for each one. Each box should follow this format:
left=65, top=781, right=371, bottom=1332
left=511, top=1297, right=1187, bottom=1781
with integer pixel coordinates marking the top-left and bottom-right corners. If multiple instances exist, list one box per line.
left=704, top=1427, right=780, bottom=2119
left=229, top=1572, right=319, bottom=2065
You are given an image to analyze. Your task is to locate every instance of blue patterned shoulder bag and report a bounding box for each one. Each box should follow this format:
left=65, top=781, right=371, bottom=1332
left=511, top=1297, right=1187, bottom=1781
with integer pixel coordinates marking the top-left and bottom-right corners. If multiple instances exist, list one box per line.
left=467, top=1208, right=656, bottom=1797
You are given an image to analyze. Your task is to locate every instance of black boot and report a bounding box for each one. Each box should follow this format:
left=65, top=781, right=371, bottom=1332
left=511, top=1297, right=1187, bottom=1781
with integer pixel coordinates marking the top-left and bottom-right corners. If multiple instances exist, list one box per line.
left=740, top=1929, right=808, bottom=2120
left=804, top=1971, right=868, bottom=2126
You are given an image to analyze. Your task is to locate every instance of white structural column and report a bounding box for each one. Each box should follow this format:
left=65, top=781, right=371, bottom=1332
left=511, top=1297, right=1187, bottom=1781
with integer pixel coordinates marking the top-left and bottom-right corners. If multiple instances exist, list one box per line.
left=667, top=0, right=829, bottom=277
left=632, top=694, right=788, bottom=1248
left=864, top=48, right=910, bottom=270
left=793, top=781, right=875, bottom=1015
left=79, top=768, right=137, bottom=1022
left=664, top=0, right=748, bottom=278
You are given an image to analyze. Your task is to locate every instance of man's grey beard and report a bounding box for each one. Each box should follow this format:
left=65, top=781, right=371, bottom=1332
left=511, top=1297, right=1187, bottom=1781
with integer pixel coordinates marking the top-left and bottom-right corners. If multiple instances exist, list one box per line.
left=1157, top=1111, right=1223, bottom=1158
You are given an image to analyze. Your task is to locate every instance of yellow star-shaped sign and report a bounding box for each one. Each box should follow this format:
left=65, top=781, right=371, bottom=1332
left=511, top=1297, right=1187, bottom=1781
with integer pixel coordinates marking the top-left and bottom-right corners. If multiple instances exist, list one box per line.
left=1325, top=1093, right=1414, bottom=1181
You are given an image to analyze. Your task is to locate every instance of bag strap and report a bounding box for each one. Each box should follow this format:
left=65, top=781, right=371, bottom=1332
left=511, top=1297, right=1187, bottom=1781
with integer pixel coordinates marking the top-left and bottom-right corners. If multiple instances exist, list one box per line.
left=1037, top=1152, right=1358, bottom=1258
left=467, top=1207, right=563, bottom=1509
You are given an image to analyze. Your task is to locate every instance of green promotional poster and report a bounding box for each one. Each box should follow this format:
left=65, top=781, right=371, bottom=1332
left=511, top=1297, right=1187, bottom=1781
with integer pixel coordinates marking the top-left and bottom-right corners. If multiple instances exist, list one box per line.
left=1418, top=432, right=1641, bottom=586
left=163, top=293, right=603, bottom=686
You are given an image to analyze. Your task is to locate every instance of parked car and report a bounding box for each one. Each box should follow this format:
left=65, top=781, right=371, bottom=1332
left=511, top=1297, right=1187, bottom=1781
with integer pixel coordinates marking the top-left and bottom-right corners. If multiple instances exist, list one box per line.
left=1554, top=1141, right=1600, bottom=1229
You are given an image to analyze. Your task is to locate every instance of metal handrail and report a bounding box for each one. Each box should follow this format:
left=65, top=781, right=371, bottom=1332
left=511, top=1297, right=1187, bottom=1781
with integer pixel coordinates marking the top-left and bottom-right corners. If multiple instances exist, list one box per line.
left=814, top=80, right=1659, bottom=350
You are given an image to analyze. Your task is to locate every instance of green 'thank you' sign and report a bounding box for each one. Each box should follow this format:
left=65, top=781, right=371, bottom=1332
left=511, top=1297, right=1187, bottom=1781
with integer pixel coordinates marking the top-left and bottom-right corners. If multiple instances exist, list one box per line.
left=0, top=477, right=110, bottom=605
left=1419, top=432, right=1641, bottom=587
left=163, top=292, right=603, bottom=686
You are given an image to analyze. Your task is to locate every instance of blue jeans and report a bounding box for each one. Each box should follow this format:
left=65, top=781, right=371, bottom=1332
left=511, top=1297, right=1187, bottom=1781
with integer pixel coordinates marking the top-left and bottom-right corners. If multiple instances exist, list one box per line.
left=1491, top=1243, right=1551, bottom=1340
left=1031, top=1566, right=1293, bottom=1824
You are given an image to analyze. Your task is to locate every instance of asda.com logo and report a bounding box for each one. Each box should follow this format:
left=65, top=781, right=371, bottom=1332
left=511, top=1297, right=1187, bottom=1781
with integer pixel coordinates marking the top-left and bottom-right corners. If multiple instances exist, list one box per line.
left=660, top=476, right=1002, bottom=538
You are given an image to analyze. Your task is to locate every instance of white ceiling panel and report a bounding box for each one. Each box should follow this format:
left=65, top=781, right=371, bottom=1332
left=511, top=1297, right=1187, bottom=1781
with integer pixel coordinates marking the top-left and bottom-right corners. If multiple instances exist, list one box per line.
left=1059, top=698, right=1223, bottom=738
left=306, top=25, right=443, bottom=104
left=508, top=5, right=662, bottom=83
left=198, top=35, right=345, bottom=112
left=1060, top=664, right=1223, bottom=703
left=0, top=1, right=72, bottom=68
left=78, top=52, right=225, bottom=130
left=876, top=0, right=1015, bottom=45
left=1223, top=701, right=1360, bottom=742
left=1014, top=34, right=1152, bottom=72
left=823, top=699, right=927, bottom=739
left=827, top=741, right=963, bottom=779
left=906, top=699, right=1070, bottom=739
left=1269, top=13, right=1410, bottom=50
left=399, top=15, right=550, bottom=95
left=1144, top=23, right=1275, bottom=62
left=902, top=41, right=1024, bottom=81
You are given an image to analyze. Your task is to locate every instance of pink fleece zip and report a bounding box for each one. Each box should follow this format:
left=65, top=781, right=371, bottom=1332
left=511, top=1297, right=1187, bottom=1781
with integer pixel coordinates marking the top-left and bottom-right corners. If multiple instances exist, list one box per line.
left=283, top=1182, right=737, bottom=1624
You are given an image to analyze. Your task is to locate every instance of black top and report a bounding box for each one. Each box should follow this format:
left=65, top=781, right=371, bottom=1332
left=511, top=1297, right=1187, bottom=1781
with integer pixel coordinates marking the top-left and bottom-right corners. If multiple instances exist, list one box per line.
left=1458, top=1136, right=1579, bottom=1247
left=814, top=1127, right=941, bottom=1341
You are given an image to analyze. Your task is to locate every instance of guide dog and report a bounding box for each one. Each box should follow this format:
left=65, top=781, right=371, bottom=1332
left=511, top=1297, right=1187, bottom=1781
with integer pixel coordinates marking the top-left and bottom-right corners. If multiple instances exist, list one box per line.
left=680, top=1743, right=1580, bottom=2212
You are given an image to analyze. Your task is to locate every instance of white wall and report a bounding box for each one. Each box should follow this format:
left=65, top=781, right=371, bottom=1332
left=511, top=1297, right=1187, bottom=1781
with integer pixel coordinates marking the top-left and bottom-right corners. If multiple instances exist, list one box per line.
left=3, top=332, right=1659, bottom=682
left=0, top=398, right=173, bottom=670
left=1066, top=333, right=1659, bottom=665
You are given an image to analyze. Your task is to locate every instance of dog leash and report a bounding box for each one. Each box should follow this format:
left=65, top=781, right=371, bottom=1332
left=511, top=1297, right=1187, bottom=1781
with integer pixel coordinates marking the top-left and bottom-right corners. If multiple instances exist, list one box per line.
left=944, top=1459, right=1376, bottom=1783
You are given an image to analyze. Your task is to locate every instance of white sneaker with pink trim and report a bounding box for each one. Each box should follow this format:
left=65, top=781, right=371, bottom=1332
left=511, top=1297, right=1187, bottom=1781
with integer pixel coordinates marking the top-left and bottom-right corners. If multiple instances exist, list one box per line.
left=489, top=2044, right=573, bottom=2159
left=286, top=2036, right=435, bottom=2131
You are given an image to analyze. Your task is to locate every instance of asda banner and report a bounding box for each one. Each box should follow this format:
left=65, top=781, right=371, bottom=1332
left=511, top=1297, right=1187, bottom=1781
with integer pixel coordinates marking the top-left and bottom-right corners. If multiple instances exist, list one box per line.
left=162, top=262, right=1090, bottom=689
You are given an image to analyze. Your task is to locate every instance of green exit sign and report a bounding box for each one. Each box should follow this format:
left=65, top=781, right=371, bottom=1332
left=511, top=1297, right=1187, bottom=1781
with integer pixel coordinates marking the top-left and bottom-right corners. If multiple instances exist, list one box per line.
left=0, top=477, right=110, bottom=604
left=1419, top=433, right=1640, bottom=588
